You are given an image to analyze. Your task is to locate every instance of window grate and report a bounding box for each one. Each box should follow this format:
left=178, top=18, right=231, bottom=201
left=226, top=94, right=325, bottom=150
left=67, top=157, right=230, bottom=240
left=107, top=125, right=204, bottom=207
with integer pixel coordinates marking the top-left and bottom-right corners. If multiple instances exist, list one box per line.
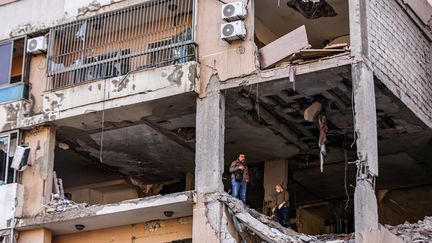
left=46, top=0, right=195, bottom=90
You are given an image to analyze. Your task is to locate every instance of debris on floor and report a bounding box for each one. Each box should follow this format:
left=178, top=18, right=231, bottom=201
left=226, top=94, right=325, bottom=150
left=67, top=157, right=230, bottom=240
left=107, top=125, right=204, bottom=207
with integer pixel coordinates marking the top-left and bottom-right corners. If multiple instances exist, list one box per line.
left=385, top=216, right=432, bottom=242
left=315, top=233, right=354, bottom=242
left=214, top=192, right=323, bottom=242
left=40, top=194, right=89, bottom=215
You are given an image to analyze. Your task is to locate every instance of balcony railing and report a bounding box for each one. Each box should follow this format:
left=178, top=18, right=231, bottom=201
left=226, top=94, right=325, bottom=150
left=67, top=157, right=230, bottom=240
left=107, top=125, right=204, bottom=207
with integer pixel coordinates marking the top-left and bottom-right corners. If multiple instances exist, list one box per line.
left=46, top=0, right=196, bottom=90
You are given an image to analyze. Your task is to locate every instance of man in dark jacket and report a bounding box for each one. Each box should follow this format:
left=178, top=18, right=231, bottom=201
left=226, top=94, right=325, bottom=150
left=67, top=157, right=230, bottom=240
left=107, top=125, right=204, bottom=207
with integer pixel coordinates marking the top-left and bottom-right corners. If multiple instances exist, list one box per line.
left=229, top=153, right=249, bottom=204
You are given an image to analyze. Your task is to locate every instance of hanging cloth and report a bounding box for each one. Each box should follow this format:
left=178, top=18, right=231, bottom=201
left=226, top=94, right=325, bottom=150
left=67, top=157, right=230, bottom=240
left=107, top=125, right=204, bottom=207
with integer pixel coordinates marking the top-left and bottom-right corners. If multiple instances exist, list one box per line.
left=318, top=115, right=328, bottom=172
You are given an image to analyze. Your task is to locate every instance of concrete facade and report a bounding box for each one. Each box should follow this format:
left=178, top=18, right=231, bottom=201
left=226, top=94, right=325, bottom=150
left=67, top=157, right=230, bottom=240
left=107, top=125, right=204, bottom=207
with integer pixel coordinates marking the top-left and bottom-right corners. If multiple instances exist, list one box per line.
left=0, top=0, right=431, bottom=242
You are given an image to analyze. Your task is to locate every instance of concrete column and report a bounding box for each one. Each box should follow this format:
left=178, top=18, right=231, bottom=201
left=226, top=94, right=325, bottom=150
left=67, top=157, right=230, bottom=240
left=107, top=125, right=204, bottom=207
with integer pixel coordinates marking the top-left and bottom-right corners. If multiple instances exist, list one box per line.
left=352, top=61, right=379, bottom=237
left=17, top=228, right=52, bottom=243
left=349, top=0, right=379, bottom=238
left=22, top=126, right=56, bottom=216
left=193, top=74, right=235, bottom=242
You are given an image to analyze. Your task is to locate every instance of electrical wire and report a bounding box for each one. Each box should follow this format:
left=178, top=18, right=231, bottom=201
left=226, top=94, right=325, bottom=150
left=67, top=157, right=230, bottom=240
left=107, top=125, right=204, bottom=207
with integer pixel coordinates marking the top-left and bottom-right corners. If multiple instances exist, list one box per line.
left=99, top=80, right=106, bottom=163
left=350, top=83, right=357, bottom=148
left=255, top=83, right=261, bottom=122
left=344, top=133, right=350, bottom=213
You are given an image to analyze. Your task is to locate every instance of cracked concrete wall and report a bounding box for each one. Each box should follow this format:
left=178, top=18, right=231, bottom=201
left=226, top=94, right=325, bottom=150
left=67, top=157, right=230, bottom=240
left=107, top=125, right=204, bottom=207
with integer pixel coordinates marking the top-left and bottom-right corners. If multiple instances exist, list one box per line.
left=39, top=62, right=196, bottom=122
left=0, top=100, right=31, bottom=132
left=27, top=54, right=48, bottom=117
left=0, top=183, right=24, bottom=229
left=21, top=126, right=56, bottom=216
left=196, top=0, right=258, bottom=97
left=52, top=217, right=192, bottom=243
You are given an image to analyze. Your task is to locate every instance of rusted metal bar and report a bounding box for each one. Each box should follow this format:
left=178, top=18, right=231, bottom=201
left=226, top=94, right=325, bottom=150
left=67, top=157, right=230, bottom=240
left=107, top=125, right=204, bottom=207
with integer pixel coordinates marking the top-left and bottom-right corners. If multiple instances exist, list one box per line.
left=47, top=0, right=195, bottom=90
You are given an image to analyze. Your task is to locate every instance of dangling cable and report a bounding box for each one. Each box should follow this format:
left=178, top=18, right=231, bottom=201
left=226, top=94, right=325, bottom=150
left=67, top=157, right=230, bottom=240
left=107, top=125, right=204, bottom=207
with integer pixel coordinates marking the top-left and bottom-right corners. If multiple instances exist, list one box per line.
left=344, top=133, right=350, bottom=213
left=99, top=81, right=106, bottom=163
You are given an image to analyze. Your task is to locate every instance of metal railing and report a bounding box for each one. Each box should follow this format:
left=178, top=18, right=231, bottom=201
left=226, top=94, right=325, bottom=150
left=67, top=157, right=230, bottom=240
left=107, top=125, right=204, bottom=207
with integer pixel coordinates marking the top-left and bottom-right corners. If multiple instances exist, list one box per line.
left=46, top=0, right=195, bottom=90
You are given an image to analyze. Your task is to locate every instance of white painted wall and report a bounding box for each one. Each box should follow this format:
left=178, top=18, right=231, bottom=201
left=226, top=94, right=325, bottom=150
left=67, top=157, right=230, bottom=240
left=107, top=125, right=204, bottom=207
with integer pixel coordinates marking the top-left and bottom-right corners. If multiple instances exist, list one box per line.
left=0, top=183, right=24, bottom=229
left=0, top=0, right=130, bottom=40
left=0, top=0, right=65, bottom=39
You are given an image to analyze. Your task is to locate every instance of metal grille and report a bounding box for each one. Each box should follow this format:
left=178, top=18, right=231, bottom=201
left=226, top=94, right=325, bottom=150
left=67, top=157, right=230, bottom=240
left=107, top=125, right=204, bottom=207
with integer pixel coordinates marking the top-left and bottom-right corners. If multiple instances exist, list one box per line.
left=46, top=0, right=195, bottom=90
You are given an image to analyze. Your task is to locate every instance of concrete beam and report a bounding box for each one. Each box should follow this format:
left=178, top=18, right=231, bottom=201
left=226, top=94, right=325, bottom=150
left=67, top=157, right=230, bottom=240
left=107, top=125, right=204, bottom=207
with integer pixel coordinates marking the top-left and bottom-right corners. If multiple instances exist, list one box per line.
left=219, top=54, right=352, bottom=91
left=228, top=90, right=309, bottom=151
left=16, top=191, right=195, bottom=235
left=11, top=62, right=198, bottom=131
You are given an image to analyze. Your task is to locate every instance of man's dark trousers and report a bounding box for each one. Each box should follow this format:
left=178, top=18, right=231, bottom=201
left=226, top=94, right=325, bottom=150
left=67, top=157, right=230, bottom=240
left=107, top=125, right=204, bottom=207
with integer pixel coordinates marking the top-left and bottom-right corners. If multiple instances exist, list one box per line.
left=276, top=206, right=290, bottom=227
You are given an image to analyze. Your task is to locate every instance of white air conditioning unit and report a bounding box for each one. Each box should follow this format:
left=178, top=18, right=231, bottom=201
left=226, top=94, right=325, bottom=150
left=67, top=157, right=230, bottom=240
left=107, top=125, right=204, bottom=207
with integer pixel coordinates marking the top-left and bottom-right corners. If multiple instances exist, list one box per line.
left=27, top=36, right=47, bottom=54
left=221, top=1, right=247, bottom=21
left=11, top=145, right=30, bottom=171
left=221, top=20, right=246, bottom=42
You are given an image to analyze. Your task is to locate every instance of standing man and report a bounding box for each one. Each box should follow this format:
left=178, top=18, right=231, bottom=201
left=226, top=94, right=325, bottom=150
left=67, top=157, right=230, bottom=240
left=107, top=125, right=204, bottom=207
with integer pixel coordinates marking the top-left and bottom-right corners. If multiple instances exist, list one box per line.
left=272, top=184, right=290, bottom=228
left=229, top=153, right=249, bottom=204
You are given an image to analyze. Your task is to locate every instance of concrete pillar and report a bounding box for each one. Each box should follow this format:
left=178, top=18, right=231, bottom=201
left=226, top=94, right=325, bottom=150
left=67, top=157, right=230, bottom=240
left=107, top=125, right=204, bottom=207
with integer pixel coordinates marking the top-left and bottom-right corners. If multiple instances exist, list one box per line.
left=349, top=0, right=379, bottom=238
left=21, top=126, right=56, bottom=216
left=192, top=75, right=234, bottom=242
left=17, top=228, right=52, bottom=243
left=263, top=159, right=288, bottom=214
left=352, top=62, right=379, bottom=237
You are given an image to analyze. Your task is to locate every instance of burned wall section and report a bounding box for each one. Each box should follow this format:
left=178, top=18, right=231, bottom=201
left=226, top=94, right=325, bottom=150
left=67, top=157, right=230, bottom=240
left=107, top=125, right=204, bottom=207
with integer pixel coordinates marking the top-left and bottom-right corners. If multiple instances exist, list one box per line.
left=367, top=0, right=432, bottom=127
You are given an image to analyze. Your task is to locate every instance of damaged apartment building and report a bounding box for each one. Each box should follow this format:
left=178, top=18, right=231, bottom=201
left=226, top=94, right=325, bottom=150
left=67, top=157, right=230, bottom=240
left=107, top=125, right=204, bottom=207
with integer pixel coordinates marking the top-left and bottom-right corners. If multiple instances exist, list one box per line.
left=0, top=0, right=431, bottom=242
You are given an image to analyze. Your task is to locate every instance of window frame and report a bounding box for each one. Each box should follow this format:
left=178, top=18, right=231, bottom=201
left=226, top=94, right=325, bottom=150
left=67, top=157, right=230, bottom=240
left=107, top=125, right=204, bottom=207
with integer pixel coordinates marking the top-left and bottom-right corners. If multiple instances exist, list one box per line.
left=0, top=36, right=29, bottom=88
left=0, top=130, right=21, bottom=185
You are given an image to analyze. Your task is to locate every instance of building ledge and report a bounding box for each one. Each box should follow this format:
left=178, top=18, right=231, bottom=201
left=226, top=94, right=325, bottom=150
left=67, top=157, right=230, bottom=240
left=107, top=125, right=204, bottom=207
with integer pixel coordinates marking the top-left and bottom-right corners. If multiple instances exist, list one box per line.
left=219, top=53, right=352, bottom=90
left=4, top=61, right=198, bottom=131
left=15, top=191, right=195, bottom=235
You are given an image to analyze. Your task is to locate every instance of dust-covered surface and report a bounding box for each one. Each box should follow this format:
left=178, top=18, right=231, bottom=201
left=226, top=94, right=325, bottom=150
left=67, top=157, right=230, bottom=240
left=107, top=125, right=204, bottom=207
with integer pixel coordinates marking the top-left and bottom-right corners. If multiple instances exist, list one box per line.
left=385, top=216, right=432, bottom=243
left=39, top=194, right=89, bottom=215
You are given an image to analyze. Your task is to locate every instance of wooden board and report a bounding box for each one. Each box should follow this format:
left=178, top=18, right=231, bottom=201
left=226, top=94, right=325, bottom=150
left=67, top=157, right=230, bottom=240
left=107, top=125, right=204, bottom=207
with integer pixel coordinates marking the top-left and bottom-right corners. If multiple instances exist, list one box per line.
left=258, top=25, right=309, bottom=69
left=295, top=49, right=346, bottom=59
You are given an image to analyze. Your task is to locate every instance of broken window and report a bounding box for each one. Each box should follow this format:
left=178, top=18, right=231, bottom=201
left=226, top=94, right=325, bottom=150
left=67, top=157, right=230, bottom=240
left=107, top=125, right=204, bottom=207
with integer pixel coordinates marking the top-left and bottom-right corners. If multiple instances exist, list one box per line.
left=46, top=0, right=196, bottom=90
left=0, top=131, right=19, bottom=185
left=254, top=0, right=350, bottom=69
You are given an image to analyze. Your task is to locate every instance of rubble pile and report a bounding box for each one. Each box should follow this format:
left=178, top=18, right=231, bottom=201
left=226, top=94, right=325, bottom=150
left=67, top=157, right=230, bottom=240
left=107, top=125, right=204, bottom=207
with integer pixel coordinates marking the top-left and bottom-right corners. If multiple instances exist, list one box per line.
left=315, top=233, right=354, bottom=242
left=385, top=216, right=432, bottom=242
left=41, top=194, right=89, bottom=214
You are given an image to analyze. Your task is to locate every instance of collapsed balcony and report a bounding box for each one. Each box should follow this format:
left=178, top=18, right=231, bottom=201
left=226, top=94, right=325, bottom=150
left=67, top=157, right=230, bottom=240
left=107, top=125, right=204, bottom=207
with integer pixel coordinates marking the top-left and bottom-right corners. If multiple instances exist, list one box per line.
left=46, top=0, right=196, bottom=90
left=47, top=93, right=196, bottom=208
left=254, top=0, right=350, bottom=69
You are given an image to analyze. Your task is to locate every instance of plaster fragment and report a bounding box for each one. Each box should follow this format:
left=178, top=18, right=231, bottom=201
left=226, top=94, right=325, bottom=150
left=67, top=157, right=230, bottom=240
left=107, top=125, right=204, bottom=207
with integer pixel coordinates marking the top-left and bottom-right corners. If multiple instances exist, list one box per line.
left=167, top=65, right=184, bottom=87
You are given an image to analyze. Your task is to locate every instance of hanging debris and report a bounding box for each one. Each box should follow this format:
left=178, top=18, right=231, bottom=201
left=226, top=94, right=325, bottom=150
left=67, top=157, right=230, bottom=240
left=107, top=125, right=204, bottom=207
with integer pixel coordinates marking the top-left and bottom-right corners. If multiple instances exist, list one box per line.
left=286, top=0, right=337, bottom=19
left=304, top=102, right=322, bottom=122
left=318, top=115, right=328, bottom=172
